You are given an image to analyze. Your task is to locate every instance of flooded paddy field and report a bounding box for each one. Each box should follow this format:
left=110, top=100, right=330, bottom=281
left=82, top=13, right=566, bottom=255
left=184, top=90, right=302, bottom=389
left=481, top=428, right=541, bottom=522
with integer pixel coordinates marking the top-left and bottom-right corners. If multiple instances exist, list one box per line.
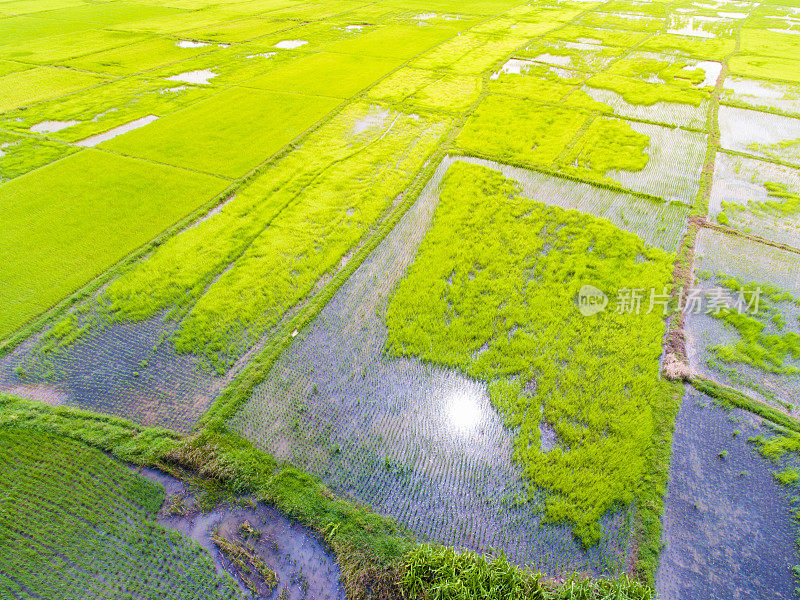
left=656, top=390, right=797, bottom=600
left=3, top=0, right=800, bottom=597
left=686, top=228, right=800, bottom=412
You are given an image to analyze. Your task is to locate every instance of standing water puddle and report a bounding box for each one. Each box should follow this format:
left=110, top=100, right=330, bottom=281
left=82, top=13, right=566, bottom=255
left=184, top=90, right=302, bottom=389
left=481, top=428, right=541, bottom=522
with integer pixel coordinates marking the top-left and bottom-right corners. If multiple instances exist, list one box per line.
left=135, top=467, right=346, bottom=600
left=30, top=120, right=80, bottom=134
left=166, top=69, right=218, bottom=85
left=75, top=115, right=159, bottom=147
left=274, top=40, right=307, bottom=49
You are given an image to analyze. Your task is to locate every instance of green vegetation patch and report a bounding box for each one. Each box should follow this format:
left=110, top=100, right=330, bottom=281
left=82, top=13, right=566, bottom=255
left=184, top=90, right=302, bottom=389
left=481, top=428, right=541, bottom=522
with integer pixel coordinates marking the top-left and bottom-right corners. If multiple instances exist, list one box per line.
left=740, top=29, right=800, bottom=61
left=0, top=76, right=208, bottom=144
left=548, top=24, right=650, bottom=48
left=103, top=104, right=450, bottom=372
left=729, top=55, right=800, bottom=85
left=0, top=130, right=76, bottom=181
left=586, top=73, right=708, bottom=107
left=0, top=66, right=105, bottom=113
left=0, top=427, right=241, bottom=599
left=641, top=33, right=735, bottom=61
left=557, top=116, right=650, bottom=181
left=400, top=544, right=652, bottom=600
left=3, top=29, right=146, bottom=64
left=457, top=93, right=589, bottom=167
left=324, top=23, right=456, bottom=59
left=0, top=149, right=228, bottom=339
left=66, top=36, right=216, bottom=76
left=102, top=86, right=340, bottom=178
left=385, top=162, right=675, bottom=544
left=245, top=51, right=403, bottom=98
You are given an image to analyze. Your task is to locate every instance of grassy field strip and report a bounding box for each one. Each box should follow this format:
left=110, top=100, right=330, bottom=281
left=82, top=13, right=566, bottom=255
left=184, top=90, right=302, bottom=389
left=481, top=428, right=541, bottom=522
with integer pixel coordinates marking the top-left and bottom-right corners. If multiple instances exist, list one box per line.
left=0, top=427, right=243, bottom=599
left=98, top=86, right=341, bottom=177
left=0, top=66, right=107, bottom=112
left=445, top=154, right=689, bottom=252
left=0, top=149, right=230, bottom=339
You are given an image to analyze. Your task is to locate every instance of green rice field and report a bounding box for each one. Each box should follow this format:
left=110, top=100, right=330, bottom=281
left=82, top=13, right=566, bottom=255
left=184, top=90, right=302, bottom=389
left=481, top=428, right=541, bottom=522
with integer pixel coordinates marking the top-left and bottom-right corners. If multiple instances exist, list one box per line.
left=2, top=0, right=800, bottom=598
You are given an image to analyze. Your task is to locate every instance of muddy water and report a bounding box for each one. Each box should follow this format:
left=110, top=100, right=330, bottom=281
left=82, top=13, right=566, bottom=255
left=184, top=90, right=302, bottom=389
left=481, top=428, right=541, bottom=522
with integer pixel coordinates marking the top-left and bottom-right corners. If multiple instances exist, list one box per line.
left=135, top=467, right=346, bottom=600
left=656, top=390, right=797, bottom=600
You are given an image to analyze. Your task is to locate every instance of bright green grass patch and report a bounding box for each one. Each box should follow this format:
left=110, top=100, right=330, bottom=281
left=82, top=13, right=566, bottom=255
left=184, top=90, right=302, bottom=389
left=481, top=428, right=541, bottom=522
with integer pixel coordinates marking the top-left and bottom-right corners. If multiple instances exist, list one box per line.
left=740, top=29, right=800, bottom=61
left=149, top=44, right=299, bottom=88
left=367, top=67, right=440, bottom=104
left=557, top=116, right=650, bottom=181
left=102, top=87, right=340, bottom=178
left=400, top=544, right=652, bottom=600
left=0, top=428, right=241, bottom=599
left=244, top=52, right=403, bottom=98
left=412, top=33, right=527, bottom=74
left=324, top=24, right=456, bottom=60
left=0, top=0, right=83, bottom=16
left=66, top=36, right=215, bottom=75
left=457, top=93, right=588, bottom=167
left=185, top=16, right=294, bottom=43
left=488, top=63, right=580, bottom=102
left=729, top=55, right=800, bottom=85
left=579, top=11, right=664, bottom=33
left=548, top=24, right=650, bottom=47
left=385, top=162, right=675, bottom=545
left=0, top=76, right=209, bottom=143
left=0, top=149, right=228, bottom=339
left=106, top=6, right=248, bottom=35
left=2, top=29, right=145, bottom=64
left=0, top=2, right=180, bottom=46
left=0, top=66, right=105, bottom=113
left=406, top=73, right=482, bottom=112
left=0, top=60, right=32, bottom=77
left=104, top=103, right=451, bottom=371
left=641, top=33, right=735, bottom=61
left=586, top=73, right=709, bottom=106
left=0, top=130, right=76, bottom=181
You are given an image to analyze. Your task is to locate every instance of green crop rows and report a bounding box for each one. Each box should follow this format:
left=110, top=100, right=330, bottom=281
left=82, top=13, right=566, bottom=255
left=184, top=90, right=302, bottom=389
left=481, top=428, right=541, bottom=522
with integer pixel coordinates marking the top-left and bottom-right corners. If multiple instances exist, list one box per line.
left=0, top=427, right=241, bottom=599
left=2, top=0, right=800, bottom=598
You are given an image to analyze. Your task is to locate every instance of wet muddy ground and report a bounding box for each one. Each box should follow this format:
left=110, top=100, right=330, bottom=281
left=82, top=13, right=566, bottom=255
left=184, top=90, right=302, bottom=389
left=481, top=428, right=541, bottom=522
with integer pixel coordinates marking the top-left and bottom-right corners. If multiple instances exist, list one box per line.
left=656, top=389, right=797, bottom=600
left=135, top=467, right=346, bottom=600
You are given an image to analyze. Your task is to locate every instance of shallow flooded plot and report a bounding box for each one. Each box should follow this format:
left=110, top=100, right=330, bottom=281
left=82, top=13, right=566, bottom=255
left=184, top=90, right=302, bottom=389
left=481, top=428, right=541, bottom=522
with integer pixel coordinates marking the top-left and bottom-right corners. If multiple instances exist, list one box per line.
left=718, top=105, right=800, bottom=166
left=231, top=157, right=637, bottom=576
left=656, top=391, right=797, bottom=600
left=722, top=77, right=800, bottom=117
left=138, top=467, right=346, bottom=599
left=604, top=121, right=707, bottom=204
left=447, top=156, right=688, bottom=251
left=709, top=152, right=800, bottom=248
left=0, top=314, right=218, bottom=432
left=686, top=228, right=800, bottom=411
left=582, top=85, right=709, bottom=128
